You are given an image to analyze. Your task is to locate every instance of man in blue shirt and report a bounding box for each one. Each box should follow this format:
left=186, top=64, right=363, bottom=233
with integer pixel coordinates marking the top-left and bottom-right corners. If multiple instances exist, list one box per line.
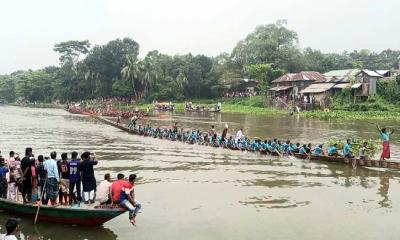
left=343, top=139, right=353, bottom=158
left=328, top=144, right=339, bottom=156
left=299, top=144, right=308, bottom=154
left=313, top=144, right=323, bottom=156
left=44, top=151, right=60, bottom=205
left=68, top=151, right=81, bottom=204
left=0, top=157, right=9, bottom=198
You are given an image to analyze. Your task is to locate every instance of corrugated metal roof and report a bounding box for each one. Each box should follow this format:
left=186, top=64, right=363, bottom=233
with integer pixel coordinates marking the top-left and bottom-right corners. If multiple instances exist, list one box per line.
left=351, top=83, right=362, bottom=89
left=357, top=70, right=383, bottom=78
left=323, top=69, right=360, bottom=77
left=272, top=71, right=326, bottom=83
left=333, top=83, right=350, bottom=89
left=376, top=70, right=389, bottom=75
left=269, top=86, right=293, bottom=91
left=301, top=83, right=335, bottom=93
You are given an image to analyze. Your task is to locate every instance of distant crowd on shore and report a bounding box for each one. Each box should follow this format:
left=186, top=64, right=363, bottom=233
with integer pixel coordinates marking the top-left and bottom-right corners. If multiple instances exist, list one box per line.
left=223, top=91, right=257, bottom=98
left=0, top=148, right=141, bottom=225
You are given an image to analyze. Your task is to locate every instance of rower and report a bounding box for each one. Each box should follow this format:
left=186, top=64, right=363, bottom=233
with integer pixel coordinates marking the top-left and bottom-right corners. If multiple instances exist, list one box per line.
left=299, top=144, right=308, bottom=155
left=343, top=139, right=354, bottom=158
left=358, top=142, right=368, bottom=160
left=313, top=144, right=323, bottom=156
left=128, top=115, right=138, bottom=130
left=327, top=144, right=339, bottom=157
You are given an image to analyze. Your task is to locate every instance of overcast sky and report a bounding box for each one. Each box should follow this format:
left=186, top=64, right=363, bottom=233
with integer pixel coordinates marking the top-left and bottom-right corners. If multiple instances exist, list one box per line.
left=1, top=0, right=399, bottom=74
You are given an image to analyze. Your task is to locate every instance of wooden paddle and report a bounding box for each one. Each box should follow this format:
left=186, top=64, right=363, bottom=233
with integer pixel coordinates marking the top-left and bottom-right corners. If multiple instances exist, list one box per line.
left=34, top=177, right=48, bottom=224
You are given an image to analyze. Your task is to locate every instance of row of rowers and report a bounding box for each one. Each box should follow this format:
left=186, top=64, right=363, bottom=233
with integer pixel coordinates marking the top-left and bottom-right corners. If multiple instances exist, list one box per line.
left=123, top=121, right=382, bottom=160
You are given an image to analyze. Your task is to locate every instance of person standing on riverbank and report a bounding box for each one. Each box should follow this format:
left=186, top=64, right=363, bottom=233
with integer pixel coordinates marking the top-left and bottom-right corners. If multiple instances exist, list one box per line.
left=376, top=125, right=394, bottom=160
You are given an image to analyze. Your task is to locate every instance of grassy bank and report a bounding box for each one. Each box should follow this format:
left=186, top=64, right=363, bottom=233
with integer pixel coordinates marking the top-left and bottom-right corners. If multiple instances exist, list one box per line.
left=9, top=95, right=400, bottom=121
left=300, top=110, right=400, bottom=121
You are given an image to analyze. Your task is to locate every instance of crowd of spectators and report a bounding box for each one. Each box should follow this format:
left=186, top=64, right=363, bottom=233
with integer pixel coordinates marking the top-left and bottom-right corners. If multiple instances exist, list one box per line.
left=223, top=91, right=257, bottom=98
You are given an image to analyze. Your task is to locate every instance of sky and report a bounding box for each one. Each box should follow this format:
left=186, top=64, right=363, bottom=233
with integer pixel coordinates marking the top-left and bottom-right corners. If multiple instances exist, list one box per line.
left=1, top=0, right=399, bottom=74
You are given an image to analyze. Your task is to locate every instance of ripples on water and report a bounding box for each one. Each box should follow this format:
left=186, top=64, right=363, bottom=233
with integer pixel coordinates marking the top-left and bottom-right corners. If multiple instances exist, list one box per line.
left=0, top=106, right=400, bottom=240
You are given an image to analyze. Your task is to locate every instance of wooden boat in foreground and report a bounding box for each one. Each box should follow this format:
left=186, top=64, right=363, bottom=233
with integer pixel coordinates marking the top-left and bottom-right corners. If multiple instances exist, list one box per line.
left=0, top=198, right=126, bottom=225
left=294, top=153, right=400, bottom=170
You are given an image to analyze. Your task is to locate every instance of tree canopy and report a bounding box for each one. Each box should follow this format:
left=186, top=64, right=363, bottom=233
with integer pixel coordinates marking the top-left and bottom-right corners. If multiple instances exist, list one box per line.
left=1, top=21, right=399, bottom=103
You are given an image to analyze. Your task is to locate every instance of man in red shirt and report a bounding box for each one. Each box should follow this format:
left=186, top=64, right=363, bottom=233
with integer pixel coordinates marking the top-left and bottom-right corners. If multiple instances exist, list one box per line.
left=119, top=174, right=141, bottom=225
left=111, top=173, right=131, bottom=203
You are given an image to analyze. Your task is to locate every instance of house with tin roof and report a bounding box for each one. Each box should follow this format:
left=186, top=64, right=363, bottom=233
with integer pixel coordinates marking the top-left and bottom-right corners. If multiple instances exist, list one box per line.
left=269, top=71, right=326, bottom=100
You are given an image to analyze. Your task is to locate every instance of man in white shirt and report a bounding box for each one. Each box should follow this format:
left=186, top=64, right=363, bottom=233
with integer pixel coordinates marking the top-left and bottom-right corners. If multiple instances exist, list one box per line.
left=1, top=218, right=20, bottom=240
left=235, top=128, right=243, bottom=144
left=97, top=173, right=112, bottom=205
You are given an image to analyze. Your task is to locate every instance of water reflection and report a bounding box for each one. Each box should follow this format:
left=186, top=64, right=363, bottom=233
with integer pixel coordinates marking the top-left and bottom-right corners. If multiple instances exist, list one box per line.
left=378, top=174, right=390, bottom=208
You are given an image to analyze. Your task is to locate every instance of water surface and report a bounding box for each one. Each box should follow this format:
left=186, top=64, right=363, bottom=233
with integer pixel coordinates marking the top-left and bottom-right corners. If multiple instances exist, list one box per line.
left=0, top=106, right=399, bottom=240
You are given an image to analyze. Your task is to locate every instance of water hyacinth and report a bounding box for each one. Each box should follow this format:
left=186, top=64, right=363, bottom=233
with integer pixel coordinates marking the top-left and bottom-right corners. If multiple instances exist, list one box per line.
left=301, top=110, right=400, bottom=121
left=326, top=138, right=381, bottom=158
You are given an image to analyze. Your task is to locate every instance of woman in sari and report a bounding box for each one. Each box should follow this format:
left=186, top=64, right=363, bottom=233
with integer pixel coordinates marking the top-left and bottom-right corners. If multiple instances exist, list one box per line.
left=376, top=125, right=394, bottom=160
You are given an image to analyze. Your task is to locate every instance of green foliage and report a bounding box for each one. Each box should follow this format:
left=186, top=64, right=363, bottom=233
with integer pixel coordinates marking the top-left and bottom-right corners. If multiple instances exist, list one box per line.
left=243, top=63, right=285, bottom=91
left=327, top=138, right=380, bottom=158
left=377, top=78, right=400, bottom=103
left=53, top=40, right=90, bottom=66
left=231, top=20, right=302, bottom=72
left=1, top=21, right=400, bottom=105
left=301, top=110, right=400, bottom=120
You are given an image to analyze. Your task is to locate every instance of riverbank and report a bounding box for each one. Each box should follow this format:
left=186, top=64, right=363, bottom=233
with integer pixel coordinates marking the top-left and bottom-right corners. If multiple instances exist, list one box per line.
left=8, top=96, right=400, bottom=121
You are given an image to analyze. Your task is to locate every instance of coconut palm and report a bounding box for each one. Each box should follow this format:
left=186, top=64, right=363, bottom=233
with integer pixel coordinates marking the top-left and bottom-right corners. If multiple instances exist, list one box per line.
left=140, top=55, right=159, bottom=96
left=121, top=55, right=141, bottom=95
left=175, top=71, right=188, bottom=89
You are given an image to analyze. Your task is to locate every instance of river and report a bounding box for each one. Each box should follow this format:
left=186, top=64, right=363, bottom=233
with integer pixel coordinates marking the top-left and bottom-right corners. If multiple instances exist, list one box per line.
left=0, top=106, right=399, bottom=240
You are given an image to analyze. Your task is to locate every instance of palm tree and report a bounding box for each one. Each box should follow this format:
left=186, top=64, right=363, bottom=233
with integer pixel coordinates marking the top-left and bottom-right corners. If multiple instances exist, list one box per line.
left=121, top=55, right=141, bottom=95
left=175, top=71, right=188, bottom=89
left=140, top=56, right=159, bottom=96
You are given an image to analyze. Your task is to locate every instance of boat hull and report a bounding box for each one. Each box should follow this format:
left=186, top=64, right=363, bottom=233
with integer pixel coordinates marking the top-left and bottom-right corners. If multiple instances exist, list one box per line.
left=0, top=198, right=126, bottom=225
left=294, top=153, right=400, bottom=169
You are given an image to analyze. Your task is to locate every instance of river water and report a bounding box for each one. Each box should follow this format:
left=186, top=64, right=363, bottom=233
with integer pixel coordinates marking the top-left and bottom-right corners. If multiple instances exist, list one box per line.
left=0, top=106, right=399, bottom=240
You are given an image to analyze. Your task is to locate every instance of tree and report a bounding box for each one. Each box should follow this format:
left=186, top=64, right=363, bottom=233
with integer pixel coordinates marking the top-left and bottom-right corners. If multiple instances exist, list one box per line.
left=244, top=63, right=285, bottom=91
left=141, top=51, right=161, bottom=96
left=53, top=40, right=90, bottom=67
left=85, top=38, right=140, bottom=96
left=231, top=20, right=301, bottom=72
left=121, top=54, right=142, bottom=95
